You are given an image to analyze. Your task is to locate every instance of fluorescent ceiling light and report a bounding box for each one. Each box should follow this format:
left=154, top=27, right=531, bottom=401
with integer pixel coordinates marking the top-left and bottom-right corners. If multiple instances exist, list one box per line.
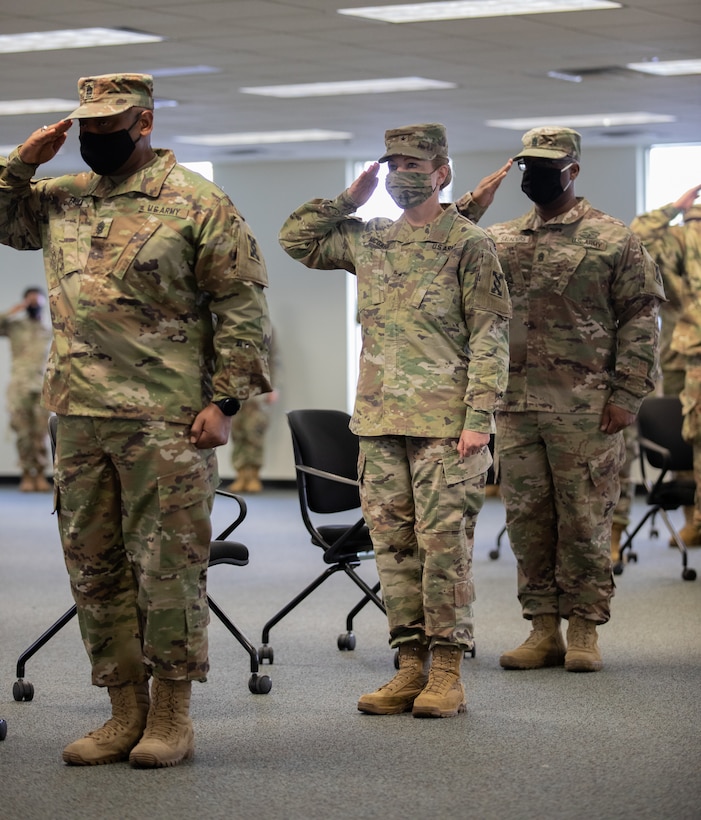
left=0, top=99, right=78, bottom=116
left=487, top=112, right=677, bottom=129
left=145, top=66, right=219, bottom=78
left=338, top=0, right=621, bottom=24
left=0, top=98, right=177, bottom=117
left=175, top=129, right=354, bottom=147
left=626, top=59, right=701, bottom=77
left=240, top=77, right=456, bottom=98
left=0, top=27, right=164, bottom=54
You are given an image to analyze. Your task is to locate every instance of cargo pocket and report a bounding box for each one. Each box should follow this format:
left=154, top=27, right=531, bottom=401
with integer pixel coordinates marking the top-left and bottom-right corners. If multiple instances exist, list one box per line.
left=439, top=445, right=493, bottom=529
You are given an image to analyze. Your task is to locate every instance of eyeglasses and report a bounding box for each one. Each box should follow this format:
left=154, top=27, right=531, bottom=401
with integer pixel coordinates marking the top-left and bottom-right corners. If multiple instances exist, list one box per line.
left=517, top=158, right=574, bottom=172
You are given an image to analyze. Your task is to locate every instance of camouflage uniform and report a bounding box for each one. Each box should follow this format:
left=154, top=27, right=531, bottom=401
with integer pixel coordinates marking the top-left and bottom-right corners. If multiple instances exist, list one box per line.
left=280, top=125, right=511, bottom=650
left=632, top=204, right=701, bottom=522
left=0, top=309, right=51, bottom=477
left=613, top=208, right=689, bottom=533
left=0, top=76, right=272, bottom=686
left=458, top=129, right=662, bottom=625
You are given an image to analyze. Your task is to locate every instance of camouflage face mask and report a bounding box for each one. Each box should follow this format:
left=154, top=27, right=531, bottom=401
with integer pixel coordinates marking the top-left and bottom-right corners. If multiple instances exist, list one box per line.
left=385, top=170, right=436, bottom=210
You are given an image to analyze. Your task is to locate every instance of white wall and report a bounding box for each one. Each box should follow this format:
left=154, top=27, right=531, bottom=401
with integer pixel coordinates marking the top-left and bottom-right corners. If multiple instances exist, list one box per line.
left=0, top=145, right=645, bottom=479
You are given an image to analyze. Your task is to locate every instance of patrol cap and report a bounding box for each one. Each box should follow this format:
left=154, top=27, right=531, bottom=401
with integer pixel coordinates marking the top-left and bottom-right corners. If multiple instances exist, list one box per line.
left=378, top=123, right=449, bottom=162
left=514, top=126, right=581, bottom=162
left=68, top=73, right=154, bottom=119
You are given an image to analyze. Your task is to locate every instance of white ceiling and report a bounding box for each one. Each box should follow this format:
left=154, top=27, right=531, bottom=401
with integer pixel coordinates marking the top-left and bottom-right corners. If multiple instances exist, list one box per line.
left=2, top=0, right=700, bottom=173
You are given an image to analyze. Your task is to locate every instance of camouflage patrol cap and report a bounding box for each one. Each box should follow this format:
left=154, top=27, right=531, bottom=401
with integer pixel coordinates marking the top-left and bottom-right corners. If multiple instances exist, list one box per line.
left=68, top=74, right=154, bottom=119
left=684, top=204, right=701, bottom=222
left=378, top=123, right=449, bottom=162
left=514, top=126, right=582, bottom=162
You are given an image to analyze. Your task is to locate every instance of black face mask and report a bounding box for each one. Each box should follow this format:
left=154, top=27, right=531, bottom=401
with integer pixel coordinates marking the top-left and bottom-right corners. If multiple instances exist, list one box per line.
left=79, top=114, right=142, bottom=176
left=521, top=164, right=572, bottom=205
left=26, top=305, right=41, bottom=320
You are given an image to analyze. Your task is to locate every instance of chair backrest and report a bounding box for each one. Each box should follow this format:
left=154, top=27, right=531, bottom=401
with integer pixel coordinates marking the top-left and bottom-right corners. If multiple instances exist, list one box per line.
left=287, top=409, right=361, bottom=515
left=637, top=396, right=693, bottom=472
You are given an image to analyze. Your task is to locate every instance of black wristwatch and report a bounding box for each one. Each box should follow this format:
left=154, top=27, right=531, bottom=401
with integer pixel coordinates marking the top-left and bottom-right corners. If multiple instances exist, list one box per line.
left=213, top=397, right=241, bottom=416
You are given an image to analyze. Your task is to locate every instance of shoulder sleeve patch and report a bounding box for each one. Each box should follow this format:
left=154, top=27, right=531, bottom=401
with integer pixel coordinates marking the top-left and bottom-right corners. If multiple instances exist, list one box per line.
left=474, top=252, right=512, bottom=318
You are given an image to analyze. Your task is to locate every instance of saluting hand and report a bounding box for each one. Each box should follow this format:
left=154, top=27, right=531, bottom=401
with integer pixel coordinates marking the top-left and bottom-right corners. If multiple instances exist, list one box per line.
left=18, top=119, right=72, bottom=167
left=472, top=159, right=513, bottom=208
left=347, top=162, right=380, bottom=208
left=673, top=183, right=701, bottom=213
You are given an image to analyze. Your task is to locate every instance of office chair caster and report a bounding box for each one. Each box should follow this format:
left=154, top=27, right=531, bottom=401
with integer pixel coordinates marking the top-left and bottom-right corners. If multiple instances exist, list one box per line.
left=682, top=567, right=697, bottom=581
left=258, top=644, right=274, bottom=664
left=0, top=718, right=7, bottom=740
left=12, top=679, right=34, bottom=702
left=248, top=673, right=272, bottom=694
left=337, top=632, right=356, bottom=651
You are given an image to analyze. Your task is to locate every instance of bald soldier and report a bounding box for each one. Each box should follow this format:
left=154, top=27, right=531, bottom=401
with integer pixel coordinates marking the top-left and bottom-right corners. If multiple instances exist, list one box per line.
left=280, top=123, right=510, bottom=718
left=457, top=127, right=663, bottom=672
left=0, top=74, right=272, bottom=767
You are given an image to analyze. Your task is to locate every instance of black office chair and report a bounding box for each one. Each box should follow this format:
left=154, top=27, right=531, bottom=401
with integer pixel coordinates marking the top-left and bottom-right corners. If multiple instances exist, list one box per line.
left=258, top=409, right=385, bottom=664
left=12, top=416, right=271, bottom=702
left=615, top=396, right=697, bottom=581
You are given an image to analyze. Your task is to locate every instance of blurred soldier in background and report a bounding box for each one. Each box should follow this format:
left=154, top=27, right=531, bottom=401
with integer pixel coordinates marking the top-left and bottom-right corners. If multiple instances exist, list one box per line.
left=0, top=286, right=52, bottom=491
left=632, top=184, right=701, bottom=546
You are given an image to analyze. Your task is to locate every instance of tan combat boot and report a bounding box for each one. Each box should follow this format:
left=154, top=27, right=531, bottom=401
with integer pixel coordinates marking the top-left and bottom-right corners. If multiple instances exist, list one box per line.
left=62, top=681, right=150, bottom=765
left=33, top=474, right=52, bottom=492
left=357, top=642, right=430, bottom=715
left=244, top=466, right=263, bottom=493
left=19, top=472, right=34, bottom=492
left=499, top=614, right=566, bottom=670
left=412, top=644, right=466, bottom=719
left=564, top=615, right=603, bottom=672
left=227, top=467, right=249, bottom=493
left=611, top=522, right=626, bottom=562
left=673, top=506, right=701, bottom=547
left=129, top=679, right=194, bottom=768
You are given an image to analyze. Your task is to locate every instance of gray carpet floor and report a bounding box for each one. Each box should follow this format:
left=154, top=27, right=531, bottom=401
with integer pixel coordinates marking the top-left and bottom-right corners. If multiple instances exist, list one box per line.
left=1, top=485, right=699, bottom=820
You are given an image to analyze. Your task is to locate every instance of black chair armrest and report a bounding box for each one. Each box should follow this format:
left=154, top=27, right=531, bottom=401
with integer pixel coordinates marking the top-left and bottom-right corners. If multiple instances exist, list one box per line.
left=213, top=490, right=248, bottom=539
left=295, top=464, right=359, bottom=487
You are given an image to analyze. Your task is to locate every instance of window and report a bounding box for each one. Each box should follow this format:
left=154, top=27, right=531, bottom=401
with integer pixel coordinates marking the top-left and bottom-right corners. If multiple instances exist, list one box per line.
left=181, top=160, right=213, bottom=182
left=645, top=144, right=701, bottom=216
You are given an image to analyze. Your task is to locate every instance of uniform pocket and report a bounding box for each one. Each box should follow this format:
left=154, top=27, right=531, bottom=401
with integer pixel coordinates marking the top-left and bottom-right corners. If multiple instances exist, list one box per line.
left=442, top=445, right=492, bottom=485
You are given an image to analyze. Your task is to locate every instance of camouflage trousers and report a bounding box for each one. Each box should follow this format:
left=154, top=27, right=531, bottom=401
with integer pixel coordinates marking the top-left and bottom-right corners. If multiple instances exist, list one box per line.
left=358, top=435, right=490, bottom=650
left=230, top=396, right=270, bottom=470
left=54, top=416, right=217, bottom=687
left=7, top=388, right=50, bottom=475
left=679, top=361, right=701, bottom=525
left=612, top=424, right=638, bottom=528
left=496, top=411, right=621, bottom=624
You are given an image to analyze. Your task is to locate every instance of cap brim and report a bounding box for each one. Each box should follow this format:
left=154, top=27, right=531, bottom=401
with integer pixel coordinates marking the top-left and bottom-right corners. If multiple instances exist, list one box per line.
left=378, top=149, right=435, bottom=163
left=67, top=101, right=138, bottom=119
left=513, top=148, right=573, bottom=161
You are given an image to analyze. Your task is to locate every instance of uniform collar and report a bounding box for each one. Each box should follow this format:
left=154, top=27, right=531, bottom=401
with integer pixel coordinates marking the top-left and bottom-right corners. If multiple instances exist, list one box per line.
left=85, top=149, right=177, bottom=199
